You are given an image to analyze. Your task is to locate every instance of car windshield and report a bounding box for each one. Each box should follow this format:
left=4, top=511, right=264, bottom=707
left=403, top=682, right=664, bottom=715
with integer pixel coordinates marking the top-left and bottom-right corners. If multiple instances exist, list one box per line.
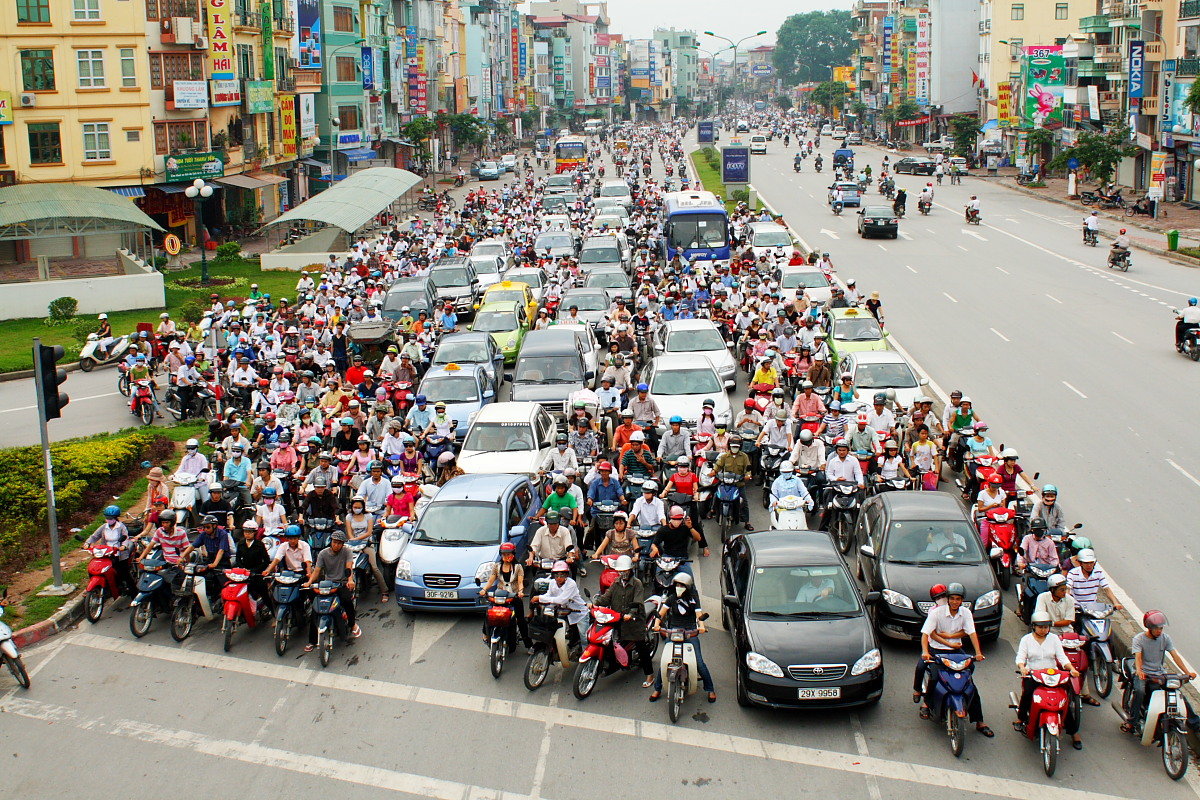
left=421, top=375, right=480, bottom=404
left=507, top=272, right=544, bottom=289
left=781, top=271, right=830, bottom=290
left=599, top=185, right=630, bottom=197
left=854, top=362, right=918, bottom=389
left=580, top=247, right=622, bottom=264
left=564, top=293, right=609, bottom=311
left=546, top=175, right=572, bottom=187
left=463, top=421, right=536, bottom=453
left=586, top=271, right=628, bottom=289
left=471, top=258, right=501, bottom=276
left=414, top=502, right=499, bottom=545
left=431, top=268, right=470, bottom=288
left=665, top=327, right=725, bottom=352
left=383, top=290, right=426, bottom=313
left=593, top=217, right=625, bottom=229
left=862, top=207, right=894, bottom=219
left=479, top=162, right=498, bottom=170
left=668, top=213, right=728, bottom=249
left=752, top=230, right=792, bottom=247
left=651, top=367, right=721, bottom=395
left=486, top=290, right=525, bottom=305
left=472, top=242, right=505, bottom=256
left=833, top=315, right=884, bottom=342
left=884, top=520, right=985, bottom=564
left=543, top=197, right=568, bottom=209
left=473, top=310, right=518, bottom=332
left=434, top=340, right=489, bottom=364
left=536, top=233, right=574, bottom=250
left=748, top=566, right=861, bottom=616
left=515, top=356, right=583, bottom=384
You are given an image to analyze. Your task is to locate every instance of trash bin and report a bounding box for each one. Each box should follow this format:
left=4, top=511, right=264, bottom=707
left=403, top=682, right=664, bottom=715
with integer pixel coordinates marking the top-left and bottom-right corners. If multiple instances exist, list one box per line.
left=1168, top=229, right=1180, bottom=252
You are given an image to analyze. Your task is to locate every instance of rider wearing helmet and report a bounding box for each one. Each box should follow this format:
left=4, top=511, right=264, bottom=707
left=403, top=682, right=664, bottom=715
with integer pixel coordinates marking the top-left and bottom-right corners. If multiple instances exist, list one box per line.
left=236, top=515, right=273, bottom=606
left=1033, top=573, right=1075, bottom=633
left=479, top=541, right=532, bottom=650
left=86, top=505, right=136, bottom=595
left=1015, top=611, right=1079, bottom=744
left=1064, top=548, right=1123, bottom=611
left=435, top=450, right=463, bottom=486
left=541, top=431, right=580, bottom=475
left=1029, top=484, right=1064, bottom=533
left=649, top=504, right=707, bottom=567
left=770, top=460, right=813, bottom=509
left=918, top=583, right=993, bottom=736
left=1128, top=611, right=1200, bottom=733
left=649, top=571, right=716, bottom=703
left=1176, top=297, right=1200, bottom=350
left=658, top=415, right=693, bottom=464
left=1018, top=517, right=1060, bottom=571
left=530, top=559, right=589, bottom=644
left=594, top=553, right=654, bottom=685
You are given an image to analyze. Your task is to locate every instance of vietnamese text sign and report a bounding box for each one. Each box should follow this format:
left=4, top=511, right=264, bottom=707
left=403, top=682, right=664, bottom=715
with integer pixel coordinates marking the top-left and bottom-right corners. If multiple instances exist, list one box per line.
left=244, top=80, right=275, bottom=113
left=279, top=95, right=297, bottom=157
left=166, top=151, right=224, bottom=182
left=207, top=0, right=234, bottom=79
left=210, top=78, right=241, bottom=106
left=173, top=80, right=208, bottom=109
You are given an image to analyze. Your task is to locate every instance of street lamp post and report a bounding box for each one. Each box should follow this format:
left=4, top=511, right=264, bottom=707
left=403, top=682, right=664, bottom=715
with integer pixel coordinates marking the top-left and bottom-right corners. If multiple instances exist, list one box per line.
left=184, top=178, right=214, bottom=283
left=702, top=30, right=768, bottom=111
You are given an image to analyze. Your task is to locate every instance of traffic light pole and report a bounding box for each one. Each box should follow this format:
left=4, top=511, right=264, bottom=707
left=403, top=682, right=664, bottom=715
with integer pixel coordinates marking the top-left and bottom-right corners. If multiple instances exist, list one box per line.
left=31, top=338, right=72, bottom=595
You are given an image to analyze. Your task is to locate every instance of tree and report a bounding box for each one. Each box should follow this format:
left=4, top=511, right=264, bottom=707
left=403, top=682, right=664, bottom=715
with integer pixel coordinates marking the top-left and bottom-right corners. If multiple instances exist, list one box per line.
left=1185, top=80, right=1200, bottom=116
left=810, top=81, right=847, bottom=113
left=948, top=115, right=980, bottom=158
left=774, top=95, right=793, bottom=111
left=850, top=100, right=867, bottom=119
left=881, top=99, right=921, bottom=136
left=1025, top=128, right=1055, bottom=173
left=773, top=10, right=854, bottom=87
left=1049, top=127, right=1137, bottom=185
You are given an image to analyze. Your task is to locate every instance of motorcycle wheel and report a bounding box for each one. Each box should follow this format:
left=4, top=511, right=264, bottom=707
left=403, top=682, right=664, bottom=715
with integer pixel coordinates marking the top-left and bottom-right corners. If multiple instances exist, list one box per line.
left=79, top=357, right=96, bottom=373
left=165, top=394, right=183, bottom=422
left=170, top=602, right=194, bottom=642
left=140, top=401, right=155, bottom=427
left=274, top=612, right=290, bottom=657
left=948, top=712, right=965, bottom=757
left=524, top=648, right=550, bottom=691
left=1081, top=196, right=1095, bottom=206
left=223, top=618, right=236, bottom=652
left=4, top=653, right=30, bottom=689
left=1040, top=727, right=1058, bottom=778
left=997, top=564, right=1011, bottom=591
left=489, top=637, right=506, bottom=679
left=719, top=512, right=732, bottom=542
left=85, top=587, right=105, bottom=623
left=668, top=668, right=686, bottom=723
left=130, top=603, right=153, bottom=638
left=1118, top=259, right=1129, bottom=272
left=1163, top=721, right=1189, bottom=780
left=833, top=515, right=852, bottom=554
left=1092, top=655, right=1112, bottom=698
left=1190, top=345, right=1200, bottom=363
left=118, top=373, right=131, bottom=397
left=319, top=630, right=332, bottom=668
left=572, top=657, right=600, bottom=699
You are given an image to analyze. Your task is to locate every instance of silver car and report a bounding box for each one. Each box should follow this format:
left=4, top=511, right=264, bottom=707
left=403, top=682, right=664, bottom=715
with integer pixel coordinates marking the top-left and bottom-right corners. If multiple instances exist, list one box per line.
left=654, top=319, right=737, bottom=387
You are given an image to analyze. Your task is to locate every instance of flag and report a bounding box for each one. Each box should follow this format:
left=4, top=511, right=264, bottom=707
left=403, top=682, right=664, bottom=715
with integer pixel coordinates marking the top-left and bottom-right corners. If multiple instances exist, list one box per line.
left=971, top=70, right=980, bottom=86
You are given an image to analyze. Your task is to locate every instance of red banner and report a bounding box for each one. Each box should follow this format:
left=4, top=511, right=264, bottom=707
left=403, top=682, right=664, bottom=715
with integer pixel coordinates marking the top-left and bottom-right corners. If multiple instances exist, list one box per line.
left=896, top=116, right=931, bottom=127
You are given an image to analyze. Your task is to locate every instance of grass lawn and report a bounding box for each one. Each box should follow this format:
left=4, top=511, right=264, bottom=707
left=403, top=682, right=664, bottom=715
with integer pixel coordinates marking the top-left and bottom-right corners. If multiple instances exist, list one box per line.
left=0, top=257, right=301, bottom=373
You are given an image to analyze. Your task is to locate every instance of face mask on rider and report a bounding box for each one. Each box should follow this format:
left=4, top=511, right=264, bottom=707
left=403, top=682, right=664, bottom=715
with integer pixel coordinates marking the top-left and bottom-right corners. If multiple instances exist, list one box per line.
left=674, top=583, right=688, bottom=596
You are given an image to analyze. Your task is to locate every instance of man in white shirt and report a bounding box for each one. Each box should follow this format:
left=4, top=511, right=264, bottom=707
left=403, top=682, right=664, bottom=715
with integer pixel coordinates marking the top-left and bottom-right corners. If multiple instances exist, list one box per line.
left=919, top=584, right=992, bottom=736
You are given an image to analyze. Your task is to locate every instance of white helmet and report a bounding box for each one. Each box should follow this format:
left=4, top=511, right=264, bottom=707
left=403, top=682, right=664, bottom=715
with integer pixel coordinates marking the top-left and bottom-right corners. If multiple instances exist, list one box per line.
left=1048, top=574, right=1067, bottom=589
left=642, top=479, right=658, bottom=492
left=672, top=572, right=694, bottom=588
left=613, top=555, right=634, bottom=572
left=1076, top=548, right=1097, bottom=563
left=629, top=431, right=645, bottom=442
left=185, top=438, right=199, bottom=448
left=97, top=313, right=108, bottom=320
left=779, top=461, right=795, bottom=473
left=1030, top=611, right=1053, bottom=626
left=1001, top=448, right=1019, bottom=459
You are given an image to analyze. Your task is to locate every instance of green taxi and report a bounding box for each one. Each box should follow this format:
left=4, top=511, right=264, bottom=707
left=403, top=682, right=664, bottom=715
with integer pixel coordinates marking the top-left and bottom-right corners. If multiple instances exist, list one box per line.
left=826, top=306, right=890, bottom=369
left=470, top=300, right=529, bottom=364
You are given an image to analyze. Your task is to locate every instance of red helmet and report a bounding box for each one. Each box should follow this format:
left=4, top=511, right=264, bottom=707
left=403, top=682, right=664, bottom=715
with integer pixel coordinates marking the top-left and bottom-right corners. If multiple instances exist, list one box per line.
left=743, top=399, right=757, bottom=410
left=987, top=474, right=1003, bottom=485
left=499, top=541, right=517, bottom=554
left=929, top=583, right=948, bottom=601
left=1143, top=610, right=1168, bottom=629
left=597, top=460, right=613, bottom=472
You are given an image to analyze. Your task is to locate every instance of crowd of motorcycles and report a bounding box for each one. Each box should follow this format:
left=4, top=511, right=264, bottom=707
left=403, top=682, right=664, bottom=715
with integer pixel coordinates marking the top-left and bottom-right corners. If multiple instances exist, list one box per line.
left=3, top=111, right=1196, bottom=778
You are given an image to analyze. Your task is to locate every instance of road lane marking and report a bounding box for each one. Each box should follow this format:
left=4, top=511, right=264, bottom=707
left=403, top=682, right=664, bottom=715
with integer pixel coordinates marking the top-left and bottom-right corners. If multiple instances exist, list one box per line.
left=904, top=264, right=918, bottom=274
left=1112, top=331, right=1134, bottom=345
left=0, top=391, right=119, bottom=415
left=942, top=292, right=958, bottom=303
left=877, top=244, right=887, bottom=251
left=820, top=229, right=840, bottom=240
left=994, top=265, right=1010, bottom=275
left=58, top=633, right=1139, bottom=800
left=849, top=714, right=883, bottom=800
left=529, top=691, right=560, bottom=800
left=0, top=696, right=543, bottom=800
left=1167, top=459, right=1200, bottom=490
left=957, top=245, right=968, bottom=251
left=1062, top=381, right=1088, bottom=399
left=408, top=614, right=459, bottom=665
left=898, top=232, right=913, bottom=240
left=989, top=328, right=1010, bottom=342
left=1045, top=293, right=1063, bottom=304
left=963, top=230, right=987, bottom=241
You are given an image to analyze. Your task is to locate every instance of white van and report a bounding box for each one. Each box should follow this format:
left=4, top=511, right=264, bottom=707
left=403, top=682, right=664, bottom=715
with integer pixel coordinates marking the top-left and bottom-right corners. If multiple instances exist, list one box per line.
left=583, top=119, right=604, bottom=135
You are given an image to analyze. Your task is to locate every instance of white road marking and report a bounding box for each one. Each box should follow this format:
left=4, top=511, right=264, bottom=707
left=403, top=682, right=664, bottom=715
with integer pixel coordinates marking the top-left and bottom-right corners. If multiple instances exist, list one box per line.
left=1112, top=331, right=1134, bottom=345
left=1062, top=381, right=1088, bottom=399
left=942, top=292, right=958, bottom=303
left=0, top=391, right=119, bottom=415
left=898, top=231, right=913, bottom=240
left=528, top=691, right=560, bottom=800
left=994, top=265, right=1010, bottom=274
left=849, top=714, right=883, bottom=800
left=820, top=229, right=840, bottom=240
left=1045, top=293, right=1063, bottom=304
left=989, top=327, right=1010, bottom=342
left=57, top=633, right=1141, bottom=800
left=904, top=264, right=918, bottom=274
left=408, top=615, right=459, bottom=665
left=963, top=230, right=987, bottom=241
left=957, top=245, right=968, bottom=251
left=1167, top=459, right=1200, bottom=490
left=1, top=696, right=542, bottom=800
left=925, top=228, right=935, bottom=234
left=877, top=244, right=887, bottom=251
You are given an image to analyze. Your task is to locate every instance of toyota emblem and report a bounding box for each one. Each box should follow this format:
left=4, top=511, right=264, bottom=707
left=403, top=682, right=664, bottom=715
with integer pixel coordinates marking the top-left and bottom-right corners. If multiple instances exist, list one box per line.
left=812, top=666, right=824, bottom=675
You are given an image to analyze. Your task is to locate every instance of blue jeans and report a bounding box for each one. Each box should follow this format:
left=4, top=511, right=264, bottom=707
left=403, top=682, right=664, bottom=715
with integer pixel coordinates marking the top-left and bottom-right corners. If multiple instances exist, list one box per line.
left=653, top=629, right=714, bottom=693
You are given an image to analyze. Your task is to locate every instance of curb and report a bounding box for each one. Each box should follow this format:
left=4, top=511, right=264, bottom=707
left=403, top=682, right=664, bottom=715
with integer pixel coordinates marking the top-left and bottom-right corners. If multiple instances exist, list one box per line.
left=0, top=361, right=82, bottom=383
left=12, top=591, right=85, bottom=649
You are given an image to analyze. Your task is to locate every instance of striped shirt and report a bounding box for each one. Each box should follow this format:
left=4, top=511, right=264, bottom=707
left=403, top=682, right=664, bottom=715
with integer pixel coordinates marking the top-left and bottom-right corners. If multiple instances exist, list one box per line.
left=1066, top=565, right=1109, bottom=605
left=151, top=525, right=190, bottom=563
left=821, top=413, right=848, bottom=440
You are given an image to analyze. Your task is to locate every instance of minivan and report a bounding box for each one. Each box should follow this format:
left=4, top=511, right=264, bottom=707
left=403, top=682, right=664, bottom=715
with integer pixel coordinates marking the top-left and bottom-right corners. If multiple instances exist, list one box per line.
left=508, top=328, right=594, bottom=418
left=429, top=259, right=480, bottom=316
left=578, top=234, right=627, bottom=273
left=382, top=276, right=438, bottom=321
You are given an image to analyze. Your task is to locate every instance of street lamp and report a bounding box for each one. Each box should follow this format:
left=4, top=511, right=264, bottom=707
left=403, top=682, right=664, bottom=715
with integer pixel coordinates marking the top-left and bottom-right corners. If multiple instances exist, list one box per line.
left=702, top=30, right=768, bottom=107
left=184, top=178, right=214, bottom=283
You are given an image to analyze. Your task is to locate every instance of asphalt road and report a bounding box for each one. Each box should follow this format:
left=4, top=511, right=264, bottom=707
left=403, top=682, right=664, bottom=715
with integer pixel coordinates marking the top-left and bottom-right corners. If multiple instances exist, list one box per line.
left=0, top=366, right=160, bottom=447
left=747, top=138, right=1200, bottom=659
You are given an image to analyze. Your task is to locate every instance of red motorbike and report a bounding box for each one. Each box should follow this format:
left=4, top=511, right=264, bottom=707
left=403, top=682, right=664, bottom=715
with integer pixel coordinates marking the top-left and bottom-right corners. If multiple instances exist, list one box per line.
left=972, top=453, right=1000, bottom=484
left=219, top=567, right=259, bottom=652
left=1060, top=631, right=1089, bottom=727
left=983, top=505, right=1019, bottom=590
left=1009, top=667, right=1072, bottom=777
left=572, top=605, right=639, bottom=700
left=594, top=554, right=621, bottom=594
left=383, top=380, right=414, bottom=415
left=130, top=379, right=156, bottom=426
left=84, top=546, right=122, bottom=622
left=749, top=383, right=776, bottom=414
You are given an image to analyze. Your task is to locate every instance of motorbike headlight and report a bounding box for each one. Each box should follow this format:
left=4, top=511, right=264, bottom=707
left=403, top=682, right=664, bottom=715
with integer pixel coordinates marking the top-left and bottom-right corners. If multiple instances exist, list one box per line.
left=506, top=337, right=517, bottom=348
left=383, top=528, right=404, bottom=542
left=395, top=559, right=412, bottom=582
left=974, top=590, right=1000, bottom=611
left=475, top=562, right=495, bottom=583
left=851, top=648, right=882, bottom=676
left=745, top=651, right=785, bottom=678
left=882, top=589, right=913, bottom=610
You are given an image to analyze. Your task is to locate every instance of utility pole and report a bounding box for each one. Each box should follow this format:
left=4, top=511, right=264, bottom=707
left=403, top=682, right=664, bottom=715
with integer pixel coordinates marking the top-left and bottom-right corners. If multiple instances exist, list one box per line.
left=32, top=339, right=73, bottom=595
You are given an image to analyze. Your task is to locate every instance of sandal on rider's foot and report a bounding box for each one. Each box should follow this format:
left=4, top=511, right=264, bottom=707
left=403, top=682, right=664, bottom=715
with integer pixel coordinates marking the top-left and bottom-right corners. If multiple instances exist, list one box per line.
left=304, top=644, right=315, bottom=652
left=642, top=676, right=655, bottom=688
left=918, top=706, right=931, bottom=720
left=1120, top=722, right=1136, bottom=734
left=1012, top=719, right=1025, bottom=732
left=913, top=692, right=923, bottom=704
left=707, top=692, right=717, bottom=703
left=648, top=691, right=661, bottom=702
left=350, top=624, right=362, bottom=639
left=380, top=593, right=390, bottom=603
left=1081, top=695, right=1101, bottom=707
left=1072, top=739, right=1083, bottom=750
left=743, top=523, right=754, bottom=530
left=976, top=725, right=994, bottom=738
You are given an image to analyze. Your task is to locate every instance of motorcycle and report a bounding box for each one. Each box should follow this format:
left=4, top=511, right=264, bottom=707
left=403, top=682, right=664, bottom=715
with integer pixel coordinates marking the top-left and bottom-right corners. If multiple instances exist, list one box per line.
left=1083, top=227, right=1099, bottom=246
left=714, top=471, right=745, bottom=540
left=1008, top=667, right=1073, bottom=777
left=757, top=444, right=789, bottom=506
left=983, top=505, right=1019, bottom=590
left=793, top=161, right=802, bottom=173
left=918, top=199, right=931, bottom=215
left=921, top=652, right=979, bottom=757
left=573, top=605, right=643, bottom=699
left=78, top=332, right=131, bottom=372
left=271, top=569, right=307, bottom=656
left=651, top=555, right=689, bottom=597
left=524, top=572, right=576, bottom=691
left=84, top=545, right=123, bottom=623
left=1175, top=309, right=1200, bottom=362
left=1078, top=602, right=1115, bottom=698
left=814, top=160, right=823, bottom=173
left=1108, top=247, right=1131, bottom=272
left=128, top=553, right=176, bottom=638
left=0, top=601, right=29, bottom=688
left=117, top=363, right=133, bottom=397
left=770, top=494, right=812, bottom=530
left=832, top=201, right=844, bottom=216
left=822, top=479, right=860, bottom=554
left=219, top=567, right=259, bottom=652
left=131, top=379, right=156, bottom=426
left=169, top=470, right=201, bottom=526
left=311, top=579, right=350, bottom=668
left=171, top=554, right=222, bottom=642
left=1016, top=562, right=1055, bottom=625
left=484, top=589, right=516, bottom=678
left=964, top=207, right=982, bottom=225
left=658, top=625, right=704, bottom=723
left=1113, top=660, right=1193, bottom=780
left=1060, top=630, right=1090, bottom=739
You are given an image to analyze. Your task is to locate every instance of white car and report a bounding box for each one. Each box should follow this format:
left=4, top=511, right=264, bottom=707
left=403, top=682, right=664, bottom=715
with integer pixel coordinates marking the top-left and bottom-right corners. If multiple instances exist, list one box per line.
left=838, top=350, right=930, bottom=410
left=499, top=153, right=518, bottom=172
left=641, top=354, right=733, bottom=434
left=778, top=265, right=833, bottom=304
left=502, top=266, right=547, bottom=303
left=832, top=126, right=847, bottom=141
left=654, top=319, right=737, bottom=387
left=458, top=402, right=556, bottom=477
left=749, top=135, right=767, bottom=155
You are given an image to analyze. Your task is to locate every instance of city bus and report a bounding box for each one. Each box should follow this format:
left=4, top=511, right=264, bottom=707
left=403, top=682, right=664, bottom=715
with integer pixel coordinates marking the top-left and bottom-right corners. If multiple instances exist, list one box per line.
left=554, top=135, right=587, bottom=173
left=660, top=190, right=731, bottom=265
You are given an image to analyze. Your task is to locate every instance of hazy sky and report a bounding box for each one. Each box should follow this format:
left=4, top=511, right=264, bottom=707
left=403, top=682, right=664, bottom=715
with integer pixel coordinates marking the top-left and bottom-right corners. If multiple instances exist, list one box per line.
left=583, top=0, right=852, bottom=45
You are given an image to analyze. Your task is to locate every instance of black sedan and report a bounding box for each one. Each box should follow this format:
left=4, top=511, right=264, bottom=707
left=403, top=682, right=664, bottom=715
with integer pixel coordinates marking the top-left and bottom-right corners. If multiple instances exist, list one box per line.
left=857, top=206, right=899, bottom=239
left=893, top=156, right=936, bottom=175
left=721, top=530, right=884, bottom=709
left=856, top=492, right=1003, bottom=642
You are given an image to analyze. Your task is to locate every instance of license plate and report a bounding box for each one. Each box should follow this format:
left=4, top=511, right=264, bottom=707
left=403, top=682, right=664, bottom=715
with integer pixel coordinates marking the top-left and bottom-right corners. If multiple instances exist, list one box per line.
left=798, top=687, right=841, bottom=700
left=424, top=589, right=458, bottom=600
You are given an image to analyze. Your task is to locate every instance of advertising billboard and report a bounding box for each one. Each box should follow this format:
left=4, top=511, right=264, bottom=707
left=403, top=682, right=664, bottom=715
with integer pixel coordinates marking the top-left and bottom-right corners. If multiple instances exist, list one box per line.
left=297, top=0, right=321, bottom=69
left=206, top=0, right=234, bottom=79
left=698, top=120, right=714, bottom=143
left=1022, top=45, right=1066, bottom=128
left=721, top=145, right=749, bottom=185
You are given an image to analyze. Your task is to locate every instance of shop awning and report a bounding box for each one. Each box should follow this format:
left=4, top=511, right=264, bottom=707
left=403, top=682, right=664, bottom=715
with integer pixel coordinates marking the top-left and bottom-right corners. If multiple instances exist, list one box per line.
left=385, top=138, right=417, bottom=147
left=155, top=184, right=190, bottom=194
left=214, top=174, right=271, bottom=190
left=300, top=158, right=328, bottom=168
left=260, top=167, right=421, bottom=235
left=0, top=183, right=164, bottom=240
left=108, top=186, right=146, bottom=198
left=342, top=147, right=379, bottom=163
left=248, top=172, right=289, bottom=185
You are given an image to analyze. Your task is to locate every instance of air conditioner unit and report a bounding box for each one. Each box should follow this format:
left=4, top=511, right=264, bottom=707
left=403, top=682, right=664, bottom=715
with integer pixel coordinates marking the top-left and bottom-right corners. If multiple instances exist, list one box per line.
left=173, top=16, right=194, bottom=44
left=194, top=36, right=209, bottom=50
left=19, top=93, right=36, bottom=108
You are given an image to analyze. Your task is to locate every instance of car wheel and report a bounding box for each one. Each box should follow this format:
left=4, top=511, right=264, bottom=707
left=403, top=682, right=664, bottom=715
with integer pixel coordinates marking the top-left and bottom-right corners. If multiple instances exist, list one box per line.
left=736, top=666, right=752, bottom=707
left=891, top=232, right=898, bottom=239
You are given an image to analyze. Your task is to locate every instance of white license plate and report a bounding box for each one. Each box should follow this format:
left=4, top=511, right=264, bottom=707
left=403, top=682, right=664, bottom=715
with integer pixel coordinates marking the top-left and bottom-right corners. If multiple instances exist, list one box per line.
left=424, top=589, right=458, bottom=600
left=798, top=687, right=841, bottom=700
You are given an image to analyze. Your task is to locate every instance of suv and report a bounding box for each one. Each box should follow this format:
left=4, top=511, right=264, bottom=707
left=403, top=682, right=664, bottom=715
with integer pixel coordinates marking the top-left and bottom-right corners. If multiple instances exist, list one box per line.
left=382, top=276, right=438, bottom=321
left=749, top=135, right=767, bottom=155
left=509, top=328, right=594, bottom=418
left=893, top=157, right=936, bottom=175
left=746, top=221, right=793, bottom=260
left=392, top=474, right=540, bottom=611
left=596, top=179, right=633, bottom=212
left=578, top=235, right=627, bottom=272
left=429, top=260, right=480, bottom=316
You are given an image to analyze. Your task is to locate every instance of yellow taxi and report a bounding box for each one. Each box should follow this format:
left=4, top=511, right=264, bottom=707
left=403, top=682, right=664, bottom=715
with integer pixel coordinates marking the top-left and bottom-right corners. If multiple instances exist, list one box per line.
left=477, top=280, right=538, bottom=323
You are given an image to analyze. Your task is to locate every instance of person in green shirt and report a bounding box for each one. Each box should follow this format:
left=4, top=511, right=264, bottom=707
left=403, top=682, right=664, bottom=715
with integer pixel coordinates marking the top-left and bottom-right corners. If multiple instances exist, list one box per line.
left=538, top=476, right=581, bottom=527
left=127, top=354, right=162, bottom=416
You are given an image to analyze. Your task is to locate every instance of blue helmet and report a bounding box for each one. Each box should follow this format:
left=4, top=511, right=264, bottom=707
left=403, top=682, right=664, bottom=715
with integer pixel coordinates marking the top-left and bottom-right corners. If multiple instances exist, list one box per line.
left=103, top=505, right=121, bottom=518
left=262, top=487, right=277, bottom=498
left=184, top=356, right=196, bottom=365
left=1041, top=484, right=1058, bottom=496
left=669, top=415, right=683, bottom=424
left=283, top=524, right=302, bottom=538
left=636, top=383, right=649, bottom=392
left=1190, top=297, right=1198, bottom=306
left=415, top=394, right=427, bottom=404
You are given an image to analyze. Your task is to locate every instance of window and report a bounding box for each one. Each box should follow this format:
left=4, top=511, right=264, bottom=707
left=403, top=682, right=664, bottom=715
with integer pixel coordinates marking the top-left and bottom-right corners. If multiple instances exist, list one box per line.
left=76, top=50, right=106, bottom=88
left=82, top=122, right=111, bottom=160
left=27, top=122, right=61, bottom=164
left=1011, top=3, right=1024, bottom=19
left=119, top=48, right=137, bottom=87
left=20, top=49, right=55, bottom=91
left=332, top=6, right=354, bottom=32
left=1055, top=2, right=1068, bottom=19
left=1009, top=37, right=1023, bottom=60
left=236, top=44, right=254, bottom=81
left=73, top=0, right=101, bottom=20
left=148, top=51, right=202, bottom=89
left=336, top=55, right=356, bottom=82
left=17, top=0, right=50, bottom=23
left=152, top=119, right=207, bottom=154
left=337, top=104, right=360, bottom=130
left=145, top=0, right=198, bottom=20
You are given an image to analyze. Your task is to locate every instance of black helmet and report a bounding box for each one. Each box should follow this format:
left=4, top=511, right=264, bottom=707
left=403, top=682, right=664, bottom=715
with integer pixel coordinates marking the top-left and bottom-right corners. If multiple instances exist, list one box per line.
left=158, top=509, right=177, bottom=524
left=1029, top=518, right=1048, bottom=532
left=946, top=582, right=965, bottom=598
left=555, top=433, right=568, bottom=443
left=199, top=514, right=218, bottom=527
left=873, top=392, right=887, bottom=405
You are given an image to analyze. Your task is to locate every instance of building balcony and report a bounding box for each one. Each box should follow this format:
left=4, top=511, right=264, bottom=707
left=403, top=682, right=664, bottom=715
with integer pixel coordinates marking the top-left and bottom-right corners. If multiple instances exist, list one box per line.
left=1094, top=44, right=1122, bottom=61
left=1140, top=96, right=1160, bottom=114
left=1182, top=0, right=1200, bottom=18
left=274, top=15, right=295, bottom=35
left=1176, top=57, right=1200, bottom=76
left=233, top=9, right=260, bottom=29
left=1079, top=14, right=1111, bottom=33
left=293, top=69, right=322, bottom=91
left=1144, top=41, right=1166, bottom=60
left=1076, top=59, right=1109, bottom=78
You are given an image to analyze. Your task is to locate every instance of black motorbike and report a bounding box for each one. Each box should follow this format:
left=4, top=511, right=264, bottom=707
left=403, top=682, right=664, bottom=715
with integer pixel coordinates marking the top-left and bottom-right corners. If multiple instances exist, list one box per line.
left=1108, top=247, right=1131, bottom=272
left=271, top=569, right=307, bottom=656
left=821, top=480, right=860, bottom=554
left=1083, top=227, right=1099, bottom=246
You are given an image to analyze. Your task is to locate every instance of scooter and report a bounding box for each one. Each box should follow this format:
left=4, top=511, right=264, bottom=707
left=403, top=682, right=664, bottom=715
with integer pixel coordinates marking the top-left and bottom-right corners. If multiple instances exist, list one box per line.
left=822, top=479, right=861, bottom=554
left=1083, top=227, right=1099, bottom=246
left=573, top=605, right=642, bottom=699
left=793, top=161, right=802, bottom=173
left=651, top=555, right=689, bottom=596
left=311, top=579, right=349, bottom=668
left=1060, top=631, right=1090, bottom=737
left=1016, top=562, right=1055, bottom=625
left=131, top=379, right=156, bottom=426
left=169, top=470, right=200, bottom=526
left=715, top=471, right=745, bottom=541
left=1079, top=602, right=1115, bottom=698
left=1176, top=311, right=1200, bottom=362
left=757, top=445, right=789, bottom=506
left=524, top=593, right=575, bottom=691
left=78, top=332, right=131, bottom=372
left=921, top=652, right=980, bottom=757
left=484, top=589, right=516, bottom=678
left=658, top=625, right=703, bottom=723
left=305, top=516, right=336, bottom=552
left=1008, top=668, right=1072, bottom=777
left=84, top=545, right=123, bottom=623
left=0, top=600, right=29, bottom=688
left=918, top=199, right=932, bottom=215
left=219, top=567, right=259, bottom=652
left=770, top=494, right=813, bottom=530
left=271, top=569, right=307, bottom=656
left=129, top=553, right=176, bottom=638
left=964, top=207, right=982, bottom=225
left=1108, top=247, right=1131, bottom=272
left=1113, top=659, right=1194, bottom=780
left=832, top=201, right=844, bottom=216
left=983, top=505, right=1019, bottom=590
left=170, top=554, right=221, bottom=642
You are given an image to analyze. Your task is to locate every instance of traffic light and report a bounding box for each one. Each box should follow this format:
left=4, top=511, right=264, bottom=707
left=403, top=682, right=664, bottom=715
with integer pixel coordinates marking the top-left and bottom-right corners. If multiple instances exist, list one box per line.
left=35, top=343, right=69, bottom=419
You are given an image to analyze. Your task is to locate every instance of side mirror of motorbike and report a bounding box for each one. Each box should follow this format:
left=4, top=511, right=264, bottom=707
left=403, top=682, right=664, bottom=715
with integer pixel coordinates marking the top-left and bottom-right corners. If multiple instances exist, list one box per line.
left=864, top=591, right=882, bottom=604
left=508, top=526, right=524, bottom=541
left=482, top=389, right=495, bottom=399
left=859, top=544, right=876, bottom=559
left=504, top=373, right=513, bottom=383
left=722, top=594, right=742, bottom=609
left=1071, top=522, right=1084, bottom=530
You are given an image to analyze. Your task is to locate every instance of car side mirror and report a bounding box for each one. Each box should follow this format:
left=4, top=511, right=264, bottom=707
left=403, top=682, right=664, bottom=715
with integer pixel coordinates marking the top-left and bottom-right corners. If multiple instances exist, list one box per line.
left=508, top=525, right=524, bottom=539
left=859, top=544, right=876, bottom=559
left=474, top=577, right=482, bottom=586
left=482, top=389, right=495, bottom=399
left=857, top=209, right=864, bottom=215
left=585, top=370, right=595, bottom=380
left=882, top=331, right=890, bottom=337
left=865, top=591, right=882, bottom=604
left=503, top=373, right=513, bottom=382
left=723, top=594, right=741, bottom=608
left=724, top=380, right=736, bottom=390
